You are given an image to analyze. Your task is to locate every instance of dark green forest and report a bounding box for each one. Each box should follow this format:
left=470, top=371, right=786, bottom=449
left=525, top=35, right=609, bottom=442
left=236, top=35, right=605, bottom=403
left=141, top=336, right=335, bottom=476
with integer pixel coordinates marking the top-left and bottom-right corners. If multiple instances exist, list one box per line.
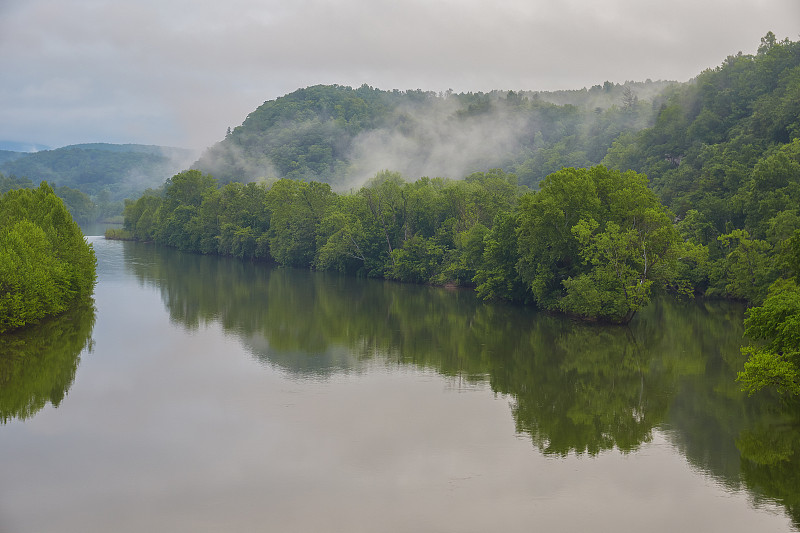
left=0, top=183, right=97, bottom=332
left=113, top=34, right=800, bottom=397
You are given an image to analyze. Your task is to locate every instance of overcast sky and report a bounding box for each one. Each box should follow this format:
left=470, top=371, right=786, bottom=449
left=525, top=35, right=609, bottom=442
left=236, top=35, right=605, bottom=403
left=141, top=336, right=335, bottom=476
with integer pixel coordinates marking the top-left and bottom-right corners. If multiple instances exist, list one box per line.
left=1, top=0, right=798, bottom=151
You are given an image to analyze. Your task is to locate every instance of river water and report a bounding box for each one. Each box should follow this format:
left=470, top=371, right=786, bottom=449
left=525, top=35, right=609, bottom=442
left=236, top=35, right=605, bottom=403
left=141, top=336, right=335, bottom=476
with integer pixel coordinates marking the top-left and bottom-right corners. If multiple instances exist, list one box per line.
left=1, top=237, right=799, bottom=532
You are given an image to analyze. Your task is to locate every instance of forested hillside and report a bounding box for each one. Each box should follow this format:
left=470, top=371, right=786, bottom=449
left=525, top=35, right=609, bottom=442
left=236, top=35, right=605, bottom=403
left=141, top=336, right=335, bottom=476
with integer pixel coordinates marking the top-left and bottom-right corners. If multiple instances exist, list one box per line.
left=602, top=32, right=800, bottom=300
left=1, top=143, right=195, bottom=201
left=0, top=143, right=196, bottom=224
left=193, top=81, right=672, bottom=188
left=118, top=34, right=800, bottom=396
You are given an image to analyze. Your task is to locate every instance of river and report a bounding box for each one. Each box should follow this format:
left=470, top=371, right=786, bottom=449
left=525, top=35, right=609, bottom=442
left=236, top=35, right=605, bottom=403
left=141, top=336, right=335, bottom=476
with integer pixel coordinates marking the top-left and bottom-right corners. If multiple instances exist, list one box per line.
left=1, top=236, right=799, bottom=532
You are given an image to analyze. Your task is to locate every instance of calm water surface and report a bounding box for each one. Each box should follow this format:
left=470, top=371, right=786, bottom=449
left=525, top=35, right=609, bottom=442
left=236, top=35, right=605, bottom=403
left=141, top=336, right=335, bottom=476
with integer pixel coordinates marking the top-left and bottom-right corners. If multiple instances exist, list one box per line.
left=1, top=237, right=799, bottom=532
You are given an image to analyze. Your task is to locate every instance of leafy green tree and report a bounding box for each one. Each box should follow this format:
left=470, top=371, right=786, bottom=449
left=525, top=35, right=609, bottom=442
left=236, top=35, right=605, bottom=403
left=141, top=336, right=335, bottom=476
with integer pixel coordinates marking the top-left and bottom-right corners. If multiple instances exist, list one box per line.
left=743, top=138, right=800, bottom=239
left=712, top=229, right=776, bottom=303
left=123, top=189, right=163, bottom=241
left=443, top=222, right=489, bottom=286
left=266, top=179, right=333, bottom=267
left=779, top=229, right=800, bottom=280
left=358, top=170, right=408, bottom=265
left=517, top=166, right=679, bottom=322
left=154, top=170, right=218, bottom=250
left=0, top=173, right=33, bottom=194
left=389, top=235, right=446, bottom=283
left=215, top=181, right=271, bottom=259
left=54, top=185, right=96, bottom=226
left=316, top=194, right=381, bottom=274
left=738, top=278, right=800, bottom=396
left=0, top=183, right=96, bottom=332
left=474, top=212, right=527, bottom=301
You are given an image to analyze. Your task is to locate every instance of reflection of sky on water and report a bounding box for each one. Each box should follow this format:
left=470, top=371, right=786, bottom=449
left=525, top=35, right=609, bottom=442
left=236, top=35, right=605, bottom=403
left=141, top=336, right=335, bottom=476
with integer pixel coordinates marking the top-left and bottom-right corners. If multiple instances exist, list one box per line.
left=0, top=239, right=795, bottom=532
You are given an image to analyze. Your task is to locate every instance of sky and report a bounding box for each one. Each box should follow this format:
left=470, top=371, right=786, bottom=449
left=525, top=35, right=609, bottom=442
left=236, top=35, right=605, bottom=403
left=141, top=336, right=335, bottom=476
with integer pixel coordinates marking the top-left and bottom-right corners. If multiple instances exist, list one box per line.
left=1, top=0, right=798, bottom=152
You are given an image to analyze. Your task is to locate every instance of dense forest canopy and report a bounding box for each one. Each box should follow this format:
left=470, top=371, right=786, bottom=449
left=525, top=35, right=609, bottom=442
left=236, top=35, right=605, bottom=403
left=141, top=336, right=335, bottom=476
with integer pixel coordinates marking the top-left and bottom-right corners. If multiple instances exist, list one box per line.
left=115, top=34, right=800, bottom=397
left=120, top=166, right=680, bottom=324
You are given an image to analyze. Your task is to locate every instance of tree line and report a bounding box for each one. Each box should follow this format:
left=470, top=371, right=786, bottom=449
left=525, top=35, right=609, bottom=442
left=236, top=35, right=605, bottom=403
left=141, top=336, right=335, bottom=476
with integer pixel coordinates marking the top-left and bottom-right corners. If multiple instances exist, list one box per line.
left=118, top=166, right=689, bottom=324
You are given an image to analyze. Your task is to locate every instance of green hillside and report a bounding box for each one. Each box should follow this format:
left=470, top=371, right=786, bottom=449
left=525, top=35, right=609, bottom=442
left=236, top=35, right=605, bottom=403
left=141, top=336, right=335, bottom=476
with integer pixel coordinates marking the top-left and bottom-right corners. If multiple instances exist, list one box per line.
left=193, top=81, right=673, bottom=189
left=0, top=143, right=196, bottom=201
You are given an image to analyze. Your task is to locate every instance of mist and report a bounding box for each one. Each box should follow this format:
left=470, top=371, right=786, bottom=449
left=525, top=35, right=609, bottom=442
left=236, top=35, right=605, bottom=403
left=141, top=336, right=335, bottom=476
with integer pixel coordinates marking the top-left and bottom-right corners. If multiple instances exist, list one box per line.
left=343, top=96, right=532, bottom=188
left=192, top=140, right=279, bottom=184
left=191, top=83, right=665, bottom=191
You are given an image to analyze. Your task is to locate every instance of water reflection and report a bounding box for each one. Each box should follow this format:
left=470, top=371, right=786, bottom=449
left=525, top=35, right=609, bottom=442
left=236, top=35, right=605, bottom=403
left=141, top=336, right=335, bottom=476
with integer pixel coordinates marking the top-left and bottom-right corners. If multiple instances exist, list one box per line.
left=0, top=300, right=95, bottom=423
left=123, top=241, right=800, bottom=527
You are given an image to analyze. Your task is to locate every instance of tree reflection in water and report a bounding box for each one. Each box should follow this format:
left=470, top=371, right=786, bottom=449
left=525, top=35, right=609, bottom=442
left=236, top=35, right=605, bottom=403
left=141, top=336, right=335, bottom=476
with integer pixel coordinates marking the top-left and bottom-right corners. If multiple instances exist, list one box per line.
left=0, top=300, right=95, bottom=423
left=124, top=241, right=800, bottom=527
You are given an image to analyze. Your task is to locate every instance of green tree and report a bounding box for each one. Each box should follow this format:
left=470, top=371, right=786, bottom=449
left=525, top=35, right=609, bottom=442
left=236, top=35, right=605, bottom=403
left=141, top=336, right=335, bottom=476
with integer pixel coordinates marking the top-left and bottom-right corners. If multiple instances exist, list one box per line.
left=266, top=179, right=333, bottom=267
left=474, top=212, right=527, bottom=301
left=0, top=173, right=33, bottom=194
left=154, top=170, right=218, bottom=250
left=316, top=194, right=376, bottom=273
left=123, top=189, right=163, bottom=241
left=0, top=183, right=96, bottom=332
left=713, top=229, right=776, bottom=303
left=517, top=166, right=679, bottom=322
left=738, top=278, right=800, bottom=396
left=54, top=185, right=96, bottom=225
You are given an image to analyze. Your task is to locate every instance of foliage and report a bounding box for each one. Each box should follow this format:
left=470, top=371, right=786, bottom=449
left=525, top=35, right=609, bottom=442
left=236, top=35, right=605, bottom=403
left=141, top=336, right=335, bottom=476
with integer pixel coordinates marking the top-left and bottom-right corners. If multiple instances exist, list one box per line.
left=1, top=172, right=120, bottom=225
left=517, top=166, right=679, bottom=323
left=266, top=179, right=334, bottom=266
left=0, top=172, right=33, bottom=194
left=738, top=278, right=800, bottom=396
left=473, top=212, right=527, bottom=301
left=120, top=35, right=800, bottom=324
left=600, top=35, right=800, bottom=305
left=0, top=182, right=97, bottom=332
left=104, top=228, right=135, bottom=240
left=121, top=163, right=686, bottom=323
left=712, top=229, right=777, bottom=304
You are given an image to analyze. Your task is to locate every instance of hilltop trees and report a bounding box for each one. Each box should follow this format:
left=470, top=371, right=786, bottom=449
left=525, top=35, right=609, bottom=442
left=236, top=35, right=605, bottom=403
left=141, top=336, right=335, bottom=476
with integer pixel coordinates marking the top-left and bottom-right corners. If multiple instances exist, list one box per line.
left=193, top=83, right=665, bottom=189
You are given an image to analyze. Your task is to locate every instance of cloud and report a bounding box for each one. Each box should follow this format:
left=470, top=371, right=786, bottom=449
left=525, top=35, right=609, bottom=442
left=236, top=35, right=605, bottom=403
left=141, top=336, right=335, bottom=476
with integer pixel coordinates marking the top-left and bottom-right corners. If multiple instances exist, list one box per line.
left=1, top=0, right=798, bottom=150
